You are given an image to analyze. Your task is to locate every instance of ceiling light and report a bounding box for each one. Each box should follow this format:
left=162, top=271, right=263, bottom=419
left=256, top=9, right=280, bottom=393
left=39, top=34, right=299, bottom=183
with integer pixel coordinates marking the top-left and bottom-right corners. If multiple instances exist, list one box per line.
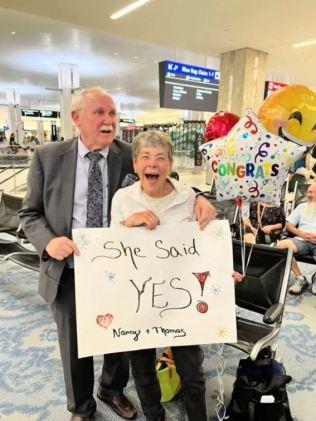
left=292, top=39, right=316, bottom=48
left=114, top=52, right=119, bottom=55
left=11, top=31, right=15, bottom=35
left=110, top=0, right=151, bottom=20
left=134, top=56, right=139, bottom=60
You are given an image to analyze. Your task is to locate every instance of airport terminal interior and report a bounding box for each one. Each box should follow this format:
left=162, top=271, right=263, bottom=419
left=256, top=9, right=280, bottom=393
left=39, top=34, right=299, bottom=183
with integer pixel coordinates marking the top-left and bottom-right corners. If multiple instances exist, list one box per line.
left=0, top=1, right=316, bottom=420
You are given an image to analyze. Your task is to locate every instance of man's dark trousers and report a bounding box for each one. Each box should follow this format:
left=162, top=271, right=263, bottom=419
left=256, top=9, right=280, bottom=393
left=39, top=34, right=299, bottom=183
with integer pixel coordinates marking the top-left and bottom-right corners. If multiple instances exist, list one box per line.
left=51, top=268, right=129, bottom=416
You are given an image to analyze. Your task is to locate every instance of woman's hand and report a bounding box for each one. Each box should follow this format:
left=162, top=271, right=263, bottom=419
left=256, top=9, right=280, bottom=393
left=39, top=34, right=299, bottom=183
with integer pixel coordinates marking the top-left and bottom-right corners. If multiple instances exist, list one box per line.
left=243, top=218, right=257, bottom=236
left=194, top=195, right=216, bottom=230
left=232, top=271, right=245, bottom=283
left=123, top=211, right=159, bottom=230
left=261, top=225, right=273, bottom=234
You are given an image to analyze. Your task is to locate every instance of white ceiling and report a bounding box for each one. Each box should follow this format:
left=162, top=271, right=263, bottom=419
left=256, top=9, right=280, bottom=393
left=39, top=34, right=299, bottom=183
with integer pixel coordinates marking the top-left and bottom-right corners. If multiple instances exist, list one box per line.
left=0, top=0, right=316, bottom=116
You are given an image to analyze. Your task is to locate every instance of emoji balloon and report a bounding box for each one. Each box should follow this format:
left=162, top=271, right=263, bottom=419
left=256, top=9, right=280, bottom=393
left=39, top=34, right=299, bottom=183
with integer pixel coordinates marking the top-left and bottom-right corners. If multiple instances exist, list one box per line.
left=204, top=111, right=239, bottom=142
left=258, top=85, right=316, bottom=148
left=200, top=109, right=305, bottom=205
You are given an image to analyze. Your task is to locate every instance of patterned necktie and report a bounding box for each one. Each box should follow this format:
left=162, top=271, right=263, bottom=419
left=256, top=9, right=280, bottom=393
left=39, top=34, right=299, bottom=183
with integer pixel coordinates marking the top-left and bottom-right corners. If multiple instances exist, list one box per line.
left=86, top=152, right=103, bottom=228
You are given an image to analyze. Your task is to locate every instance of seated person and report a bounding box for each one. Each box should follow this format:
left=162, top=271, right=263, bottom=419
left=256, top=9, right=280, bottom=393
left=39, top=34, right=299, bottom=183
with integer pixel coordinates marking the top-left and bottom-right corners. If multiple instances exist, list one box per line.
left=286, top=152, right=315, bottom=195
left=243, top=202, right=285, bottom=245
left=277, top=183, right=316, bottom=295
left=111, top=130, right=207, bottom=421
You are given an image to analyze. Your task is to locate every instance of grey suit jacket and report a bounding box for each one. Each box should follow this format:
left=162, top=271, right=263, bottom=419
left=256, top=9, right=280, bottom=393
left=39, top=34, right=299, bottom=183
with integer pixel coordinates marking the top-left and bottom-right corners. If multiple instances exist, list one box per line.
left=19, top=138, right=133, bottom=304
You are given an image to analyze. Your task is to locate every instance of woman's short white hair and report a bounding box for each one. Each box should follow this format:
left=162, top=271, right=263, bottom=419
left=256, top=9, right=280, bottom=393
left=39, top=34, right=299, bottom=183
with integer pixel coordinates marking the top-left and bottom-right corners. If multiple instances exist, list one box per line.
left=132, top=130, right=174, bottom=160
left=71, top=86, right=112, bottom=112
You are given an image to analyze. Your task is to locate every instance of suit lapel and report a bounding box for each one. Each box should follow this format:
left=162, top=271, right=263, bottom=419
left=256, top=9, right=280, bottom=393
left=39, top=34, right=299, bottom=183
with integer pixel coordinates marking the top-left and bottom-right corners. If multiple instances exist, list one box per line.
left=60, top=139, right=78, bottom=234
left=107, top=141, right=122, bottom=216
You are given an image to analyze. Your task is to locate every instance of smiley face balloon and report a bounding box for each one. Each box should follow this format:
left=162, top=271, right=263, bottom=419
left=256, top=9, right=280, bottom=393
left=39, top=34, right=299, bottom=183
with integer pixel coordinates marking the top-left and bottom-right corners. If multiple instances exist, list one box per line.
left=258, top=85, right=316, bottom=148
left=200, top=109, right=305, bottom=205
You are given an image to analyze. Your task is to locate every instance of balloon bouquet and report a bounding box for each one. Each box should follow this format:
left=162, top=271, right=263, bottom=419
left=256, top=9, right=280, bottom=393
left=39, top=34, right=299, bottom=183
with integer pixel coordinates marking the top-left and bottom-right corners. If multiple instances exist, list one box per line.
left=200, top=85, right=316, bottom=273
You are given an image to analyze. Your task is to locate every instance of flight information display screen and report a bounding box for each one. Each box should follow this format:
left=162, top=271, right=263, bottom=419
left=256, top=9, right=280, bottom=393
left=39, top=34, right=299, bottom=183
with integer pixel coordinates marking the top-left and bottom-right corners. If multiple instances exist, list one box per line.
left=159, top=60, right=220, bottom=112
left=21, top=109, right=60, bottom=118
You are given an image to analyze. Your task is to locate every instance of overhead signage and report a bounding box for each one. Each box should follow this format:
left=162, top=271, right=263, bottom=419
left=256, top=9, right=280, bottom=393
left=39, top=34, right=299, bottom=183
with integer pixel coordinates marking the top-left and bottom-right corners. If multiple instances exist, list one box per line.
left=264, top=81, right=287, bottom=99
left=21, top=109, right=60, bottom=118
left=159, top=60, right=220, bottom=112
left=119, top=118, right=136, bottom=125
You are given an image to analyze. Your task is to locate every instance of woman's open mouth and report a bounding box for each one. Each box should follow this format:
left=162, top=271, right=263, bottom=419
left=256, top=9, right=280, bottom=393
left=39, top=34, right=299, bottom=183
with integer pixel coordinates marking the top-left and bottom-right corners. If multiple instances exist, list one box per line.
left=145, top=173, right=159, bottom=180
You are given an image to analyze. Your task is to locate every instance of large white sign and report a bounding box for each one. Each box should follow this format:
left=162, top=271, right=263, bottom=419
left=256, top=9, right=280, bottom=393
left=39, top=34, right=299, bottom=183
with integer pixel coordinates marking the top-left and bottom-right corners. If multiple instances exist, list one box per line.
left=73, top=220, right=236, bottom=358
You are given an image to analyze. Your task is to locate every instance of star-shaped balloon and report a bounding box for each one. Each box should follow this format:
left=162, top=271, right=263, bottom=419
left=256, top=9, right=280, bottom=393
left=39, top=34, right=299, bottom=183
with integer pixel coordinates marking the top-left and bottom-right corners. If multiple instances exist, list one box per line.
left=200, top=109, right=305, bottom=205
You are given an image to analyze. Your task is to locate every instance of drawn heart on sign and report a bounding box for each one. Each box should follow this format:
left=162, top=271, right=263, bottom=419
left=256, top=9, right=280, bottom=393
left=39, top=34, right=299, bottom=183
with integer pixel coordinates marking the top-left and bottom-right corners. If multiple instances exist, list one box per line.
left=96, top=313, right=114, bottom=329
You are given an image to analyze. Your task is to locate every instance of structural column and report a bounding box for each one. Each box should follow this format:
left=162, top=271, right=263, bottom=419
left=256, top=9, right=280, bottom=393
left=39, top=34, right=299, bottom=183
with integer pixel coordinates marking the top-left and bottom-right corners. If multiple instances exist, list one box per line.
left=37, top=119, right=44, bottom=144
left=58, top=64, right=80, bottom=140
left=6, top=90, right=23, bottom=144
left=217, top=48, right=268, bottom=115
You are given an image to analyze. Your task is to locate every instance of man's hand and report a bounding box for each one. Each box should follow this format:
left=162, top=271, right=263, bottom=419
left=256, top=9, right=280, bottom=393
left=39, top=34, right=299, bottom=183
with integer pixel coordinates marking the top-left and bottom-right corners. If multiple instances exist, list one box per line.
left=302, top=231, right=316, bottom=243
left=123, top=210, right=159, bottom=230
left=45, top=237, right=80, bottom=261
left=194, top=195, right=216, bottom=230
left=311, top=233, right=316, bottom=244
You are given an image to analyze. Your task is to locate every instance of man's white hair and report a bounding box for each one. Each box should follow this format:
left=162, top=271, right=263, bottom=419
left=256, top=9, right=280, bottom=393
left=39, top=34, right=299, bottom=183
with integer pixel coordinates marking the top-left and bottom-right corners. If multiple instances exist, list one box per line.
left=71, top=86, right=113, bottom=112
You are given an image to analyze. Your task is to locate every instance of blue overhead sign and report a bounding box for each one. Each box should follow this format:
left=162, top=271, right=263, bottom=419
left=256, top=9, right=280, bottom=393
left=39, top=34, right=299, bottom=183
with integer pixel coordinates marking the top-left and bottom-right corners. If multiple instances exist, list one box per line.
left=164, top=61, right=220, bottom=82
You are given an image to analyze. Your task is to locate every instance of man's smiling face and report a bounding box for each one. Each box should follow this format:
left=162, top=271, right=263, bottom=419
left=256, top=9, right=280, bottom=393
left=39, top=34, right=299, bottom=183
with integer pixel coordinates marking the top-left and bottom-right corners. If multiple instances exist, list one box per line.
left=72, top=92, right=116, bottom=151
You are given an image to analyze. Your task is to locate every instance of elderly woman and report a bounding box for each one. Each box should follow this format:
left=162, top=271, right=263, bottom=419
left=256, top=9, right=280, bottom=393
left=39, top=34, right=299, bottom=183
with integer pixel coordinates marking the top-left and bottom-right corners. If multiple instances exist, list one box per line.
left=111, top=130, right=207, bottom=421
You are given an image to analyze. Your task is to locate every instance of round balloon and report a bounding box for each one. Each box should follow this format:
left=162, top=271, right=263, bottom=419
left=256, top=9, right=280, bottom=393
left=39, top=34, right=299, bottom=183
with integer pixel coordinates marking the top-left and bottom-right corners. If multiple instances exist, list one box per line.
left=258, top=85, right=316, bottom=148
left=204, top=111, right=239, bottom=142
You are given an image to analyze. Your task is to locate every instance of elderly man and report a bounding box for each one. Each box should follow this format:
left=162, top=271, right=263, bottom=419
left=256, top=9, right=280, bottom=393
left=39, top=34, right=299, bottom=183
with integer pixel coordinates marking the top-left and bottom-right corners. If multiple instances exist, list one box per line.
left=277, top=183, right=316, bottom=295
left=19, top=86, right=216, bottom=421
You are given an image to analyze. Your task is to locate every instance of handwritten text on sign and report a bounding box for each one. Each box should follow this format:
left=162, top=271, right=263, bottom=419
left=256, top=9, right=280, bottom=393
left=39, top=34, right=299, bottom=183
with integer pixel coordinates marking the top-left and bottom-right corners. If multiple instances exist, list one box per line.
left=73, top=221, right=236, bottom=358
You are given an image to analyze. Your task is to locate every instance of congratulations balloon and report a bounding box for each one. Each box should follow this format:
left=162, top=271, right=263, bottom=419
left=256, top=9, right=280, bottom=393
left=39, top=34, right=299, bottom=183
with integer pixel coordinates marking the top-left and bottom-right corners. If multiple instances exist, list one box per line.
left=200, top=109, right=305, bottom=205
left=204, top=111, right=239, bottom=142
left=258, top=85, right=316, bottom=148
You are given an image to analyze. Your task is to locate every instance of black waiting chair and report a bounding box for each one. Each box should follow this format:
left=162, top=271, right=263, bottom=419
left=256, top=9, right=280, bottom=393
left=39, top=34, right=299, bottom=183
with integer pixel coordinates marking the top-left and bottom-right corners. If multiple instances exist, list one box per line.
left=229, top=240, right=293, bottom=360
left=0, top=239, right=40, bottom=272
left=3, top=250, right=40, bottom=272
left=0, top=191, right=23, bottom=233
left=293, top=183, right=310, bottom=208
left=194, top=192, right=238, bottom=227
left=287, top=173, right=306, bottom=193
left=0, top=191, right=40, bottom=271
left=205, top=195, right=239, bottom=237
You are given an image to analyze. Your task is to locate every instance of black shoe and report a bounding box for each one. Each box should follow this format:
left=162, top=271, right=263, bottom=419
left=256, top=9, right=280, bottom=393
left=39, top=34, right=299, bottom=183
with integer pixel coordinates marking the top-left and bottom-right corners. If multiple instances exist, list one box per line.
left=97, top=388, right=137, bottom=420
